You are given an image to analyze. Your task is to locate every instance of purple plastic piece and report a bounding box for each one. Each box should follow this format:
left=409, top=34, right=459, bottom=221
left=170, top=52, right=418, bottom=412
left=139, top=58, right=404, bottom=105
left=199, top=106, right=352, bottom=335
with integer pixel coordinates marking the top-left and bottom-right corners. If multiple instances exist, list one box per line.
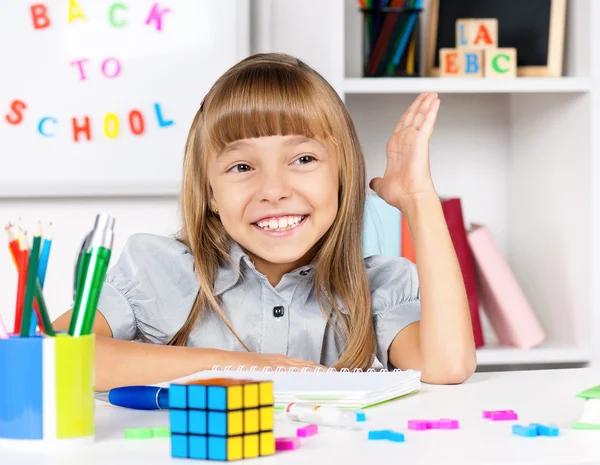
left=431, top=419, right=459, bottom=429
left=482, top=410, right=492, bottom=419
left=297, top=424, right=318, bottom=437
left=276, top=437, right=300, bottom=451
left=408, top=420, right=432, bottom=431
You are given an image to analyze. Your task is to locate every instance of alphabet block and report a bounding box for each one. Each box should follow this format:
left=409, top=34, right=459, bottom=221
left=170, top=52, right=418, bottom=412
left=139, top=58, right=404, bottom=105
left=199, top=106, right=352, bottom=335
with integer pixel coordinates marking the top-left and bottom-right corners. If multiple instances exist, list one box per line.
left=439, top=49, right=483, bottom=78
left=456, top=19, right=498, bottom=49
left=484, top=48, right=517, bottom=78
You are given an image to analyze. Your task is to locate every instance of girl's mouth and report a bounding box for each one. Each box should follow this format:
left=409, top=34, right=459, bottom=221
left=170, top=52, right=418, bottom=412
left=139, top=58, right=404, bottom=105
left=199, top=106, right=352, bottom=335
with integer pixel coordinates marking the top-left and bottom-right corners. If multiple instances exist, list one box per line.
left=253, top=215, right=308, bottom=233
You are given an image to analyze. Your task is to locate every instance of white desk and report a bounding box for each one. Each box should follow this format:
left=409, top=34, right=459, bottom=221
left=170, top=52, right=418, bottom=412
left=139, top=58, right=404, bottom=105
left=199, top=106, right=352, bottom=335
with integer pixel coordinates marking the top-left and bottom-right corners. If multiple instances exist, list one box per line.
left=2, top=368, right=600, bottom=465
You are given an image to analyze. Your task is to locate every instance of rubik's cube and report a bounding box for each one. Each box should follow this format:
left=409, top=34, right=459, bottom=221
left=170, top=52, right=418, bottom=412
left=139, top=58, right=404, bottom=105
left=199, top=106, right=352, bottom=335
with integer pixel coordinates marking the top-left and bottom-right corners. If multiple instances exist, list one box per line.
left=169, top=378, right=275, bottom=460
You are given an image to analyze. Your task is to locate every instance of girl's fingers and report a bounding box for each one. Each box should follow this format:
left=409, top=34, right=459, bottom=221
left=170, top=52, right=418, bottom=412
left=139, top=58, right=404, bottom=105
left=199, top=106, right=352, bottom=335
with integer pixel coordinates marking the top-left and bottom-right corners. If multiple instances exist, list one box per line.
left=394, top=93, right=427, bottom=132
left=421, top=98, right=441, bottom=137
left=411, top=93, right=438, bottom=130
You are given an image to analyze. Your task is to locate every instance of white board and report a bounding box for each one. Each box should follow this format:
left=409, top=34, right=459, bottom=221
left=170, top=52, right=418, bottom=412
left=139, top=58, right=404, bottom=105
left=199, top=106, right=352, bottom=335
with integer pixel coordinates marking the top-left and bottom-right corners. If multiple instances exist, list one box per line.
left=0, top=0, right=249, bottom=197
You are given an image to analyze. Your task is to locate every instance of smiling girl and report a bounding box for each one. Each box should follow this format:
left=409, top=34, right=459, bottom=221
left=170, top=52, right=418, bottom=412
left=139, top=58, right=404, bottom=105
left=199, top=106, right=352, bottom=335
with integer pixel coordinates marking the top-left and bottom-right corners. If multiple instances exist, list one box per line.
left=54, top=53, right=476, bottom=390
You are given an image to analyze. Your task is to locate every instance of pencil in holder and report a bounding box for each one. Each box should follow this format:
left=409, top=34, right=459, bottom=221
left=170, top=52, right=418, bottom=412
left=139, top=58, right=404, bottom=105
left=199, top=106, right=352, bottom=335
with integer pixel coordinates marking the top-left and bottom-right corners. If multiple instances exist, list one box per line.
left=361, top=7, right=422, bottom=77
left=0, top=333, right=95, bottom=447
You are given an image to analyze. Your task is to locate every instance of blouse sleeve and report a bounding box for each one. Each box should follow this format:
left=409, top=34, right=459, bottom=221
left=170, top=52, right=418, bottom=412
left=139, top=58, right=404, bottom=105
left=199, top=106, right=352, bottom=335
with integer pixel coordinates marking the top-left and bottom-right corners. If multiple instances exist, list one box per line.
left=97, top=233, right=199, bottom=343
left=366, top=255, right=421, bottom=369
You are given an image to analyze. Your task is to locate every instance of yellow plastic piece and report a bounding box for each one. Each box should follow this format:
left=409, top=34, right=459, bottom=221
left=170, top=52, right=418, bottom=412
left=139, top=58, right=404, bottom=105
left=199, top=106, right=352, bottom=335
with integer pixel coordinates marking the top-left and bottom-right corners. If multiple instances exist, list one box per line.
left=244, top=408, right=259, bottom=433
left=260, top=406, right=274, bottom=431
left=260, top=431, right=275, bottom=456
left=259, top=381, right=274, bottom=406
left=55, top=334, right=95, bottom=439
left=244, top=383, right=259, bottom=408
left=227, top=436, right=243, bottom=460
left=228, top=410, right=243, bottom=436
left=243, top=434, right=259, bottom=458
left=227, top=385, right=243, bottom=411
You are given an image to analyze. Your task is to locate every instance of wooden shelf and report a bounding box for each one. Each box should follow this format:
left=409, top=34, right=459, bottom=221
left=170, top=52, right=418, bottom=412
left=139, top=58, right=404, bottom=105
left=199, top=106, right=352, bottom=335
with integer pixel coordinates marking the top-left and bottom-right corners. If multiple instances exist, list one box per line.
left=343, top=77, right=593, bottom=94
left=476, top=343, right=590, bottom=366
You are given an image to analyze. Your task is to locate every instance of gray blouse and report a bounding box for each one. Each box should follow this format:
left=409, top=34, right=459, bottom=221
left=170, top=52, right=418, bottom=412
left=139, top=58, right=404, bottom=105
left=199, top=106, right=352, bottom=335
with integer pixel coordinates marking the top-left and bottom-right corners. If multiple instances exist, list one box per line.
left=97, top=234, right=421, bottom=369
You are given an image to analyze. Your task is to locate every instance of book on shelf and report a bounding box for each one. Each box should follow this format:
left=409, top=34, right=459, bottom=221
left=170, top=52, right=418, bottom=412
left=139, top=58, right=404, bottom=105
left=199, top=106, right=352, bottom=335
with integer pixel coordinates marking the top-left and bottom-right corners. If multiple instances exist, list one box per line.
left=401, top=197, right=485, bottom=348
left=362, top=193, right=401, bottom=258
left=440, top=198, right=485, bottom=348
left=467, top=223, right=546, bottom=349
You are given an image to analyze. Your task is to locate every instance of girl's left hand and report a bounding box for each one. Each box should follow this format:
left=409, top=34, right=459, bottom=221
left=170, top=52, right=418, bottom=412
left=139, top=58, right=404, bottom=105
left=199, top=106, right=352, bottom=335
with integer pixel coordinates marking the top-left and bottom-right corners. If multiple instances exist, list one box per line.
left=369, top=92, right=440, bottom=212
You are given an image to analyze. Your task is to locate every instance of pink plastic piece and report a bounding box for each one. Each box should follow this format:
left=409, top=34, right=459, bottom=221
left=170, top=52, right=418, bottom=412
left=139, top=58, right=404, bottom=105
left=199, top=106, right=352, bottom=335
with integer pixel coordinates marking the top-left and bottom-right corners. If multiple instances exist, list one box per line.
left=297, top=424, right=318, bottom=437
left=482, top=410, right=493, bottom=419
left=276, top=437, right=300, bottom=451
left=431, top=419, right=459, bottom=429
left=490, top=410, right=518, bottom=421
left=408, top=420, right=432, bottom=431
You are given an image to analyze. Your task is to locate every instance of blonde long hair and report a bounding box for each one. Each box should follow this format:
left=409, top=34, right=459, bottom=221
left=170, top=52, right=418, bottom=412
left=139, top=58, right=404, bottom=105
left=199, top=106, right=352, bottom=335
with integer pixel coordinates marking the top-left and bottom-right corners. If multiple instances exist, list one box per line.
left=170, top=53, right=375, bottom=370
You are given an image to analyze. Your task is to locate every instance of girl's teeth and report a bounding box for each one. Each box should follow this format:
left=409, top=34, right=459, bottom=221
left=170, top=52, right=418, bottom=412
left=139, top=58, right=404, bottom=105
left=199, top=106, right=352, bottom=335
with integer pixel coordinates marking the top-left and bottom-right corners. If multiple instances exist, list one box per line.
left=257, top=216, right=304, bottom=231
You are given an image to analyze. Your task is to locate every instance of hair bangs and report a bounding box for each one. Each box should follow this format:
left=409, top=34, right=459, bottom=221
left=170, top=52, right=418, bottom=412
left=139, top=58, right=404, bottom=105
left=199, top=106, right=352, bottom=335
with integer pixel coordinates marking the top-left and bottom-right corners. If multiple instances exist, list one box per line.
left=202, top=64, right=337, bottom=155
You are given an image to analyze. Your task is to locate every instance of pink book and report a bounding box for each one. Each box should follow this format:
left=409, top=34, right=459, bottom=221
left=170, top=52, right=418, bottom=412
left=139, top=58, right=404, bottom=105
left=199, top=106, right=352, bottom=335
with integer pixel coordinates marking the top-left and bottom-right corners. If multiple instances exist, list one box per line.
left=467, top=224, right=546, bottom=349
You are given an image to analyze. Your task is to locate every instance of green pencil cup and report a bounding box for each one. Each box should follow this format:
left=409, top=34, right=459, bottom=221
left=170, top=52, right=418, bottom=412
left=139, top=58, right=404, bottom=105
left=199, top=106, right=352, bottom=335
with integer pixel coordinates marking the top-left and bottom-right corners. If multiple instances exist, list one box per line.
left=361, top=7, right=423, bottom=77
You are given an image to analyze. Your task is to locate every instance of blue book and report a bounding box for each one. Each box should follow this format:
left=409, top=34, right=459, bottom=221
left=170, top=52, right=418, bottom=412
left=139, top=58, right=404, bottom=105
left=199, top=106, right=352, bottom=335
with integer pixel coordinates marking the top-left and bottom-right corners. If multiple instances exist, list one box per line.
left=362, top=193, right=400, bottom=257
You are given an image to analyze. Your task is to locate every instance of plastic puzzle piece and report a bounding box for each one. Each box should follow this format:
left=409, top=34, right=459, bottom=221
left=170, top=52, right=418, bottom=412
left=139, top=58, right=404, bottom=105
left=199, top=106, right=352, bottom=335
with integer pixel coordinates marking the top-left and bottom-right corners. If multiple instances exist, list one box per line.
left=297, top=424, right=318, bottom=437
left=171, top=433, right=188, bottom=458
left=431, top=419, right=459, bottom=429
left=386, top=430, right=405, bottom=442
left=530, top=423, right=560, bottom=437
left=125, top=427, right=153, bottom=439
left=355, top=411, right=367, bottom=422
left=408, top=420, right=432, bottom=431
left=151, top=427, right=171, bottom=438
left=368, top=430, right=391, bottom=440
left=275, top=436, right=300, bottom=451
left=483, top=410, right=518, bottom=421
left=512, top=425, right=538, bottom=437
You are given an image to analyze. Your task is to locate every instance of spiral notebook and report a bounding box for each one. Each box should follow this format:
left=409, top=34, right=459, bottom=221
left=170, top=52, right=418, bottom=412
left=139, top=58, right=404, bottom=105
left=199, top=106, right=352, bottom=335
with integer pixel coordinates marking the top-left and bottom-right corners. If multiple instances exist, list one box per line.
left=169, top=367, right=421, bottom=410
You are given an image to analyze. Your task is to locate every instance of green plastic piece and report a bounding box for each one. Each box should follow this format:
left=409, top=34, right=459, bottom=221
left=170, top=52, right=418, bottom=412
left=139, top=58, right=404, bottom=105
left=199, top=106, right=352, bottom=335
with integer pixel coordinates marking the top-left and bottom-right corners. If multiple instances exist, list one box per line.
left=576, top=384, right=600, bottom=399
left=572, top=422, right=600, bottom=430
left=152, top=427, right=171, bottom=438
left=125, top=428, right=153, bottom=439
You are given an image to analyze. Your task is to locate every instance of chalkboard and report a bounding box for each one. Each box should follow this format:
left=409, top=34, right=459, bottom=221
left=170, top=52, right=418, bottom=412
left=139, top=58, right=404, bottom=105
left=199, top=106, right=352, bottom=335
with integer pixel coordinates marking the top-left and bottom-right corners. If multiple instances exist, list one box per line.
left=425, top=0, right=566, bottom=77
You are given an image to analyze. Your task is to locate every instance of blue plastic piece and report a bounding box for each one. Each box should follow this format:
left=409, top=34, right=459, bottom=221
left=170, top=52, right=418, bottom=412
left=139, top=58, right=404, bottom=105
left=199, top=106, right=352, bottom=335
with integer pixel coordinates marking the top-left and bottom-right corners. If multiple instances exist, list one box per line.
left=208, top=411, right=227, bottom=436
left=208, top=436, right=227, bottom=460
left=387, top=430, right=405, bottom=442
left=355, top=412, right=366, bottom=422
left=368, top=430, right=390, bottom=440
left=512, top=425, right=538, bottom=437
left=171, top=434, right=188, bottom=458
left=170, top=409, right=188, bottom=434
left=0, top=336, right=44, bottom=440
left=188, top=384, right=207, bottom=409
left=531, top=423, right=560, bottom=437
left=208, top=386, right=227, bottom=411
left=169, top=384, right=187, bottom=409
left=189, top=435, right=208, bottom=460
left=189, top=410, right=207, bottom=435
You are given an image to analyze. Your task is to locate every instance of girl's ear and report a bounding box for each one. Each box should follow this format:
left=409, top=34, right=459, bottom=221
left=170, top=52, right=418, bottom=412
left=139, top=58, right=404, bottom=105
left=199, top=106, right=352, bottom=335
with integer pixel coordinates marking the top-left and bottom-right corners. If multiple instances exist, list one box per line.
left=208, top=185, right=218, bottom=213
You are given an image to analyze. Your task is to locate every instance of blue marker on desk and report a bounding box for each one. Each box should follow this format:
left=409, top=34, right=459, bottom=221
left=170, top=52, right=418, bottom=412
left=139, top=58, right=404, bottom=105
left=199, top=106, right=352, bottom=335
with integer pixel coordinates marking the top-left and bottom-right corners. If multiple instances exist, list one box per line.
left=98, top=386, right=170, bottom=410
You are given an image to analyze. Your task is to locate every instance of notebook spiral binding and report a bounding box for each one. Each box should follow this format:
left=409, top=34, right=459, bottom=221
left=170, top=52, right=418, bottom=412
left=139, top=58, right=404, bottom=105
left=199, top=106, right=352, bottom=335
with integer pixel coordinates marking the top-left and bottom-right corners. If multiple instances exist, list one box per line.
left=210, top=365, right=404, bottom=373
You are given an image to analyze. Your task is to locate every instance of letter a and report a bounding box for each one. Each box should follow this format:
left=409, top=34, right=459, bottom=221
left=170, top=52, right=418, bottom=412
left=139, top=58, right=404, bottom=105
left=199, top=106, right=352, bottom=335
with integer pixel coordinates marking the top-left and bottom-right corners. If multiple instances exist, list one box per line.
left=69, top=0, right=86, bottom=23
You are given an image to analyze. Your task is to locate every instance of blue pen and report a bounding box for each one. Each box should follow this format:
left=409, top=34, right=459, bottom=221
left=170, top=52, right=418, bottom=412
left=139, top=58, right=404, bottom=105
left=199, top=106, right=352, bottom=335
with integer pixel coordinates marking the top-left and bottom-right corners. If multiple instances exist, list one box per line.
left=389, top=0, right=423, bottom=68
left=97, top=386, right=170, bottom=410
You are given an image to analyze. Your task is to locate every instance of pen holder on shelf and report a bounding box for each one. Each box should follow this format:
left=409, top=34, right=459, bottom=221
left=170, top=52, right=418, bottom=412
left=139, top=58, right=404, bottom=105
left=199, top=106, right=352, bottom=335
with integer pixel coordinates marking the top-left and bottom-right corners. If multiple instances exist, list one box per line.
left=0, top=334, right=95, bottom=447
left=361, top=7, right=422, bottom=77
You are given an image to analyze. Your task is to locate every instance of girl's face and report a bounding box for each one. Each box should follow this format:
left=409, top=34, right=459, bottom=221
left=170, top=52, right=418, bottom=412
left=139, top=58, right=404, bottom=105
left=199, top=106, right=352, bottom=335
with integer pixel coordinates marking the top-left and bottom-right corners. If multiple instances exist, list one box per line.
left=208, top=135, right=339, bottom=273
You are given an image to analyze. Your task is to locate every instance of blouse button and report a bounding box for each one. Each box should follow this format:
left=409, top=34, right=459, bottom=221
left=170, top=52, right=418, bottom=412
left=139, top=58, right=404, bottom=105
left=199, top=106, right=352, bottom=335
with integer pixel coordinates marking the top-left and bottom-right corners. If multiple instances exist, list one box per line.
left=300, top=270, right=309, bottom=276
left=272, top=306, right=285, bottom=318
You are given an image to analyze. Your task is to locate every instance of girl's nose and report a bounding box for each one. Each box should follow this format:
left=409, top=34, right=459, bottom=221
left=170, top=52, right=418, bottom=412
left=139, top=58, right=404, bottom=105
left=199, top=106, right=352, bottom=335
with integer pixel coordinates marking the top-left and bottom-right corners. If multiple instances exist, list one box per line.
left=257, top=169, right=292, bottom=204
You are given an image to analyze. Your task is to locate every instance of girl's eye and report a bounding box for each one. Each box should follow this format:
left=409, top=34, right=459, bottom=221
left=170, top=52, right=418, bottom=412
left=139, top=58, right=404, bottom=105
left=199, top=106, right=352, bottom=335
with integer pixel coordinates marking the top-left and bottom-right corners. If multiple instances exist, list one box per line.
left=229, top=164, right=252, bottom=173
left=293, top=155, right=316, bottom=165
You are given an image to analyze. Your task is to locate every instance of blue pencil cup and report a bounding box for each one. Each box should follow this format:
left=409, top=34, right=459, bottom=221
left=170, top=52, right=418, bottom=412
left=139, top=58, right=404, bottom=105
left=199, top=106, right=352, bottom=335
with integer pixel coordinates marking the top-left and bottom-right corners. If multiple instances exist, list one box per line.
left=361, top=7, right=423, bottom=77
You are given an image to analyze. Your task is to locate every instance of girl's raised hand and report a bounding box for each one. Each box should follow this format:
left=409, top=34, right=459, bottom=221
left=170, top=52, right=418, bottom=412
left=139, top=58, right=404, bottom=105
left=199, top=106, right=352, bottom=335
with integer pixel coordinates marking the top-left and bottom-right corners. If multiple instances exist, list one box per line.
left=369, top=92, right=440, bottom=212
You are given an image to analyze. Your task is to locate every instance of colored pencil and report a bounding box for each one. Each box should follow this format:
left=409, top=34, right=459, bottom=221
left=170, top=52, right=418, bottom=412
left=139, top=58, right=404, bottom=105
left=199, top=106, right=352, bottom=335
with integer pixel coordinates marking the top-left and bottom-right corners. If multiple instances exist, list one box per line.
left=14, top=233, right=29, bottom=334
left=5, top=224, right=20, bottom=268
left=29, top=223, right=52, bottom=334
left=20, top=223, right=42, bottom=337
left=0, top=314, right=8, bottom=339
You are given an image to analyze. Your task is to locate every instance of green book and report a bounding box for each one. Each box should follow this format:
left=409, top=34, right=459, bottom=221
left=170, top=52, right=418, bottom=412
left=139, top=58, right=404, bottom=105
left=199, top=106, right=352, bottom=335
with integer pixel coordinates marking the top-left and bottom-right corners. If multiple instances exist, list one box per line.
left=572, top=384, right=600, bottom=429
